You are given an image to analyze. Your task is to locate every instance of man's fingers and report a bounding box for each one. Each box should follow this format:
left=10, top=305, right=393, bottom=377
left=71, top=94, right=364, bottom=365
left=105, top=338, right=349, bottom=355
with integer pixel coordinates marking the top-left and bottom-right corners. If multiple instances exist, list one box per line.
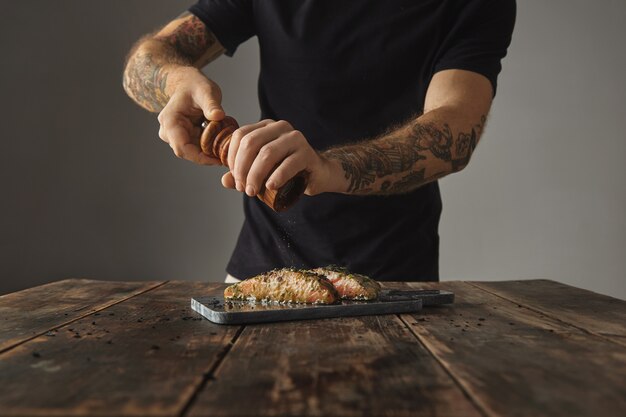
left=232, top=120, right=295, bottom=191
left=155, top=78, right=227, bottom=166
left=265, top=153, right=307, bottom=191
left=227, top=119, right=274, bottom=188
left=158, top=124, right=168, bottom=143
left=165, top=122, right=191, bottom=156
left=245, top=137, right=296, bottom=196
left=183, top=143, right=221, bottom=166
left=221, top=171, right=236, bottom=189
left=164, top=124, right=201, bottom=145
left=170, top=142, right=220, bottom=165
left=167, top=123, right=219, bottom=165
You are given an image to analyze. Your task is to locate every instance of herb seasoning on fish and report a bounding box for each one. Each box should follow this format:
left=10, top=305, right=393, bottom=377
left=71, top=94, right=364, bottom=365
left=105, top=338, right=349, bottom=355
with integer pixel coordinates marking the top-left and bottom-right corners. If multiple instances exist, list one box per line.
left=224, top=268, right=339, bottom=304
left=308, top=265, right=381, bottom=300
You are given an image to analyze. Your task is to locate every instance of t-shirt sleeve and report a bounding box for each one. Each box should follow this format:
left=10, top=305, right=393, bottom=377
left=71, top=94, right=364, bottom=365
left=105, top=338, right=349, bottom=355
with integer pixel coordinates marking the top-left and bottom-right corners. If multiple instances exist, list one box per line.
left=433, top=0, right=516, bottom=96
left=188, top=0, right=255, bottom=57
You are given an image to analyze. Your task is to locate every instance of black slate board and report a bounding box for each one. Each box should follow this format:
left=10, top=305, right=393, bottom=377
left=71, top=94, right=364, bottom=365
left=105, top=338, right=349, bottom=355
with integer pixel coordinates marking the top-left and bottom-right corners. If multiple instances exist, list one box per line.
left=191, top=289, right=453, bottom=325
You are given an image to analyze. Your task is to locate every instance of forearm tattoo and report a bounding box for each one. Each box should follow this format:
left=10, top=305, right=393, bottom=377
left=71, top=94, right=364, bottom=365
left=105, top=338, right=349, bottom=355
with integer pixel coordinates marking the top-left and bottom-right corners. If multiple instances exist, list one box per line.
left=122, top=12, right=219, bottom=112
left=123, top=52, right=172, bottom=112
left=326, top=115, right=486, bottom=194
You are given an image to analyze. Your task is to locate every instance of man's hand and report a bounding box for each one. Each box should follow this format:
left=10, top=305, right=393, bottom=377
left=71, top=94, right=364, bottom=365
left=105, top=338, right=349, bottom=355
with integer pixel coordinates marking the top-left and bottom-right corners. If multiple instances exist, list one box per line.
left=122, top=12, right=227, bottom=165
left=221, top=119, right=341, bottom=197
left=157, top=67, right=225, bottom=165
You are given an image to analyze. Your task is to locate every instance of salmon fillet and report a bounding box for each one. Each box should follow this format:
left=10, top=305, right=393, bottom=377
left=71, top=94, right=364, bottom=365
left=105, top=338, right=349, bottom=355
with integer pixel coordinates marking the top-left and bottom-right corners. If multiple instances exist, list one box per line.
left=309, top=266, right=381, bottom=300
left=224, top=268, right=339, bottom=304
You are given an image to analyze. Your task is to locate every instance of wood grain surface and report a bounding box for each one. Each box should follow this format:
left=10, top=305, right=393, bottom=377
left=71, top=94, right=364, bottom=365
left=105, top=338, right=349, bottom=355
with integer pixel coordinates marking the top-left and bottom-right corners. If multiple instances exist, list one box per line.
left=188, top=311, right=481, bottom=416
left=1, top=279, right=625, bottom=417
left=402, top=281, right=626, bottom=417
left=0, top=281, right=241, bottom=416
left=470, top=280, right=626, bottom=345
left=0, top=279, right=163, bottom=353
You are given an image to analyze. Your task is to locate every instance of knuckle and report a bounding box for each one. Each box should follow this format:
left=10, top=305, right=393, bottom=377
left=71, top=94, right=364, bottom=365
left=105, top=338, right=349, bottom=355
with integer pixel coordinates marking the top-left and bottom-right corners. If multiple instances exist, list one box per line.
left=231, top=128, right=244, bottom=143
left=169, top=141, right=184, bottom=158
left=160, top=114, right=177, bottom=127
left=171, top=146, right=183, bottom=159
left=238, top=138, right=250, bottom=152
left=276, top=120, right=292, bottom=129
left=158, top=128, right=166, bottom=142
left=239, top=133, right=256, bottom=150
left=288, top=130, right=303, bottom=140
left=259, top=145, right=274, bottom=161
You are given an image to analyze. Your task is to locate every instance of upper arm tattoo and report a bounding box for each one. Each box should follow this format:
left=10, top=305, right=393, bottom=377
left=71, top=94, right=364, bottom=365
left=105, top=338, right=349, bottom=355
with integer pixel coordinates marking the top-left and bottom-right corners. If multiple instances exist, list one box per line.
left=154, top=12, right=223, bottom=66
left=325, top=115, right=486, bottom=194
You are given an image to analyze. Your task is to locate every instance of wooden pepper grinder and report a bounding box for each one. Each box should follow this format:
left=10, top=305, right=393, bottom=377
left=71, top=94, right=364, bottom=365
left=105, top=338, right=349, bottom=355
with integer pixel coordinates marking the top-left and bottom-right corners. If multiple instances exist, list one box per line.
left=200, top=116, right=309, bottom=212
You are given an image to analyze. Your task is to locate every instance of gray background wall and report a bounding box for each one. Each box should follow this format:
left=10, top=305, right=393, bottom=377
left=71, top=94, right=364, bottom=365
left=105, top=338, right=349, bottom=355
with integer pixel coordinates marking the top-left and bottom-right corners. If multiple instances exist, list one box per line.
left=1, top=1, right=624, bottom=299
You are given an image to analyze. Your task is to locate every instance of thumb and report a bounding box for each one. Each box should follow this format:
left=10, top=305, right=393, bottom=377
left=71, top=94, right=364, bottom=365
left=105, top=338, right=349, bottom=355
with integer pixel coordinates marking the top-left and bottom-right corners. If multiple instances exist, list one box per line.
left=196, top=84, right=225, bottom=121
left=221, top=171, right=236, bottom=189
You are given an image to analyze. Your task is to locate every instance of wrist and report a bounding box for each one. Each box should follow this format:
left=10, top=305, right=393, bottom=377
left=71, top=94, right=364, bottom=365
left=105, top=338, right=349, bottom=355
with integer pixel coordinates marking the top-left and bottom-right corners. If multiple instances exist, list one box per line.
left=316, top=152, right=350, bottom=194
left=163, top=65, right=204, bottom=96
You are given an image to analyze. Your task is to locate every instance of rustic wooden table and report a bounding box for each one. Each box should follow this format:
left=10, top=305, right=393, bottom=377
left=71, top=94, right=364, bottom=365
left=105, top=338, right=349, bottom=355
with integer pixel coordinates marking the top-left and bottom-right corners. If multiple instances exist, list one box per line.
left=1, top=279, right=625, bottom=417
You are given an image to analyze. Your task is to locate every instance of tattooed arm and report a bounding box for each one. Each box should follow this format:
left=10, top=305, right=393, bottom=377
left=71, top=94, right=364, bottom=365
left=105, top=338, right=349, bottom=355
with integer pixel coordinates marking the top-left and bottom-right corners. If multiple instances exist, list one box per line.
left=221, top=69, right=493, bottom=198
left=123, top=12, right=224, bottom=112
left=123, top=13, right=227, bottom=164
left=321, top=69, right=493, bottom=195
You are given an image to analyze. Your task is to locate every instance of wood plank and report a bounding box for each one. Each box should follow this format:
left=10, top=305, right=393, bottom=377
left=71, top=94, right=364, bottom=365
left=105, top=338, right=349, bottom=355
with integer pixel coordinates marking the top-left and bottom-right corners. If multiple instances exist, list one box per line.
left=0, top=279, right=164, bottom=353
left=0, top=281, right=242, bottom=416
left=401, top=281, right=626, bottom=417
left=187, top=306, right=482, bottom=416
left=470, top=279, right=626, bottom=344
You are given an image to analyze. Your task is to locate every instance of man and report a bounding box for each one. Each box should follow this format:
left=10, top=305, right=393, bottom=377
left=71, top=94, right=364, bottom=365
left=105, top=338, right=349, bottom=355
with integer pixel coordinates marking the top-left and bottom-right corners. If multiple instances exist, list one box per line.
left=123, top=0, right=516, bottom=283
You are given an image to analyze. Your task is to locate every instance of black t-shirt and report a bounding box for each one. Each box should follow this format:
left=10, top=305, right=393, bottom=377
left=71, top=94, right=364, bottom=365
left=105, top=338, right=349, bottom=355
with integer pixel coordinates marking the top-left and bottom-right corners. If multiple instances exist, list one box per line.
left=189, top=0, right=516, bottom=281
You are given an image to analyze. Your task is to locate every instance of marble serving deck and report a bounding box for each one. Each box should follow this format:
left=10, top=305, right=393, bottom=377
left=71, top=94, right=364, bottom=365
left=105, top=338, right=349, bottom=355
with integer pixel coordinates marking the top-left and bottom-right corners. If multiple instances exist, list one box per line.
left=191, top=289, right=454, bottom=324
